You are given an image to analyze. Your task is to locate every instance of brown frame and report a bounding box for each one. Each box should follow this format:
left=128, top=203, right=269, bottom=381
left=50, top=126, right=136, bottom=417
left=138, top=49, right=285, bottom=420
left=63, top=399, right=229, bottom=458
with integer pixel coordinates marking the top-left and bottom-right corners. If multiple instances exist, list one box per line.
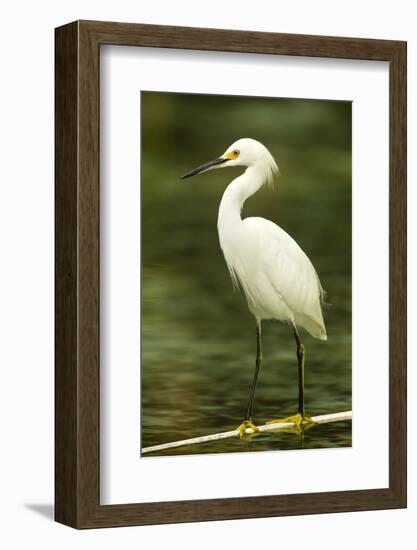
left=55, top=20, right=407, bottom=529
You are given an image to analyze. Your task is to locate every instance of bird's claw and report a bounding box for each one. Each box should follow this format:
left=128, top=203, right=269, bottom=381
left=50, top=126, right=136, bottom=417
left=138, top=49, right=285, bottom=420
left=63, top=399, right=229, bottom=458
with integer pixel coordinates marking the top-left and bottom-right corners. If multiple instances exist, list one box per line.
left=236, top=419, right=259, bottom=438
left=266, top=413, right=315, bottom=432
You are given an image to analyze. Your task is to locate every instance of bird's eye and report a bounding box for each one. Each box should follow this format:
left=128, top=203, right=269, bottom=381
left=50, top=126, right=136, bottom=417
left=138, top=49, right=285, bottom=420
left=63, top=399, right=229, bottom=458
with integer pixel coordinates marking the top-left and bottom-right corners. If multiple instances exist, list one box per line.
left=233, top=149, right=240, bottom=157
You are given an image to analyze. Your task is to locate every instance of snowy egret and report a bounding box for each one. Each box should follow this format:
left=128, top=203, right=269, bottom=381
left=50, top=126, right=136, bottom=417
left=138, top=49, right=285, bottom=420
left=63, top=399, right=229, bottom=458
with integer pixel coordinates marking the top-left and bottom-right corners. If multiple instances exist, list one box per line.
left=181, top=138, right=327, bottom=437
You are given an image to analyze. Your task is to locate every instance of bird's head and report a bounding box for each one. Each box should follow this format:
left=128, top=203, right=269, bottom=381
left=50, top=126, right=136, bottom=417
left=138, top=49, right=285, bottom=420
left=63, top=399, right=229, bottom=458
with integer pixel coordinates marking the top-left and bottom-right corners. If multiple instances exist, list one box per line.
left=180, top=138, right=278, bottom=186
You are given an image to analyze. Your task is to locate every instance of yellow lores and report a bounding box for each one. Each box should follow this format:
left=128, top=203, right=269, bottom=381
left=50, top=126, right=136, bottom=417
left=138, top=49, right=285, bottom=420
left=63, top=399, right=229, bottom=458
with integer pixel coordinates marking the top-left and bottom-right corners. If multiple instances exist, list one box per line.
left=223, top=148, right=240, bottom=160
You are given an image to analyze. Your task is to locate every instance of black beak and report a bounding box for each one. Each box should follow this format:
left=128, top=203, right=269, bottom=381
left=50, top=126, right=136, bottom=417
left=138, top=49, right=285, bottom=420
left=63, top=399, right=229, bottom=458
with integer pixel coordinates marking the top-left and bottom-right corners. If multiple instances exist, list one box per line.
left=180, top=157, right=228, bottom=179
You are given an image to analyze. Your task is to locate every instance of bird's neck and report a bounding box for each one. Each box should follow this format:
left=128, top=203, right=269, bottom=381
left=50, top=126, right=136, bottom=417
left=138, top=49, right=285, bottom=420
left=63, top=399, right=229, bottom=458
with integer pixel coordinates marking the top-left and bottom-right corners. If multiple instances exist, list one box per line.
left=217, top=166, right=266, bottom=229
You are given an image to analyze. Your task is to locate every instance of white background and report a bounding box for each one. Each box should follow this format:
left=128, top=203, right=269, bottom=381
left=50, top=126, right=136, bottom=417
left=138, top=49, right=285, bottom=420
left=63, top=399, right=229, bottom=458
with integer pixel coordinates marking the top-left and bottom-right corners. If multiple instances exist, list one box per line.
left=101, top=47, right=389, bottom=504
left=0, top=1, right=415, bottom=548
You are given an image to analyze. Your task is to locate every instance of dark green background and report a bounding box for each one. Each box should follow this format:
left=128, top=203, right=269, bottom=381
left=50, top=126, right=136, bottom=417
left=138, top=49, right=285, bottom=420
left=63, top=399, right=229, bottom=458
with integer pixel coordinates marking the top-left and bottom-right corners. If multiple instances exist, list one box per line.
left=141, top=91, right=352, bottom=456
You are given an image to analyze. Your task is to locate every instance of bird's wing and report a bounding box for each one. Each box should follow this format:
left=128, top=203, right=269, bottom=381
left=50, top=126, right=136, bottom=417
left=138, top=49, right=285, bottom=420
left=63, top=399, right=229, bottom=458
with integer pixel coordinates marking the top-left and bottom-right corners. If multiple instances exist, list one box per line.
left=243, top=217, right=326, bottom=339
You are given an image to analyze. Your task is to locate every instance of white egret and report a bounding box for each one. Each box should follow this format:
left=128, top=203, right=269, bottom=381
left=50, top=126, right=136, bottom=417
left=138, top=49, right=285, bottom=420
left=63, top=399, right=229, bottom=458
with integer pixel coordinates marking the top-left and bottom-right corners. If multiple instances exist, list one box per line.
left=181, top=138, right=327, bottom=437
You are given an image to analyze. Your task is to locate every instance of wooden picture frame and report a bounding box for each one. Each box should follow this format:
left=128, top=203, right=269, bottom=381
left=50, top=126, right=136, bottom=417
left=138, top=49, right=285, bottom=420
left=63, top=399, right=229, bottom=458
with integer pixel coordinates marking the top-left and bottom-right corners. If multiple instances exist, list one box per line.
left=55, top=20, right=407, bottom=528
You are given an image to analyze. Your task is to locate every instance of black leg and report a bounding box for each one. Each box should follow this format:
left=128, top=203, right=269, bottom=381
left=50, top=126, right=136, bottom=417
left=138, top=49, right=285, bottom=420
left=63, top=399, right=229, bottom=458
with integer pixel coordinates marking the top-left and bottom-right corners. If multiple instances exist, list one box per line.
left=292, top=323, right=305, bottom=416
left=244, top=323, right=262, bottom=421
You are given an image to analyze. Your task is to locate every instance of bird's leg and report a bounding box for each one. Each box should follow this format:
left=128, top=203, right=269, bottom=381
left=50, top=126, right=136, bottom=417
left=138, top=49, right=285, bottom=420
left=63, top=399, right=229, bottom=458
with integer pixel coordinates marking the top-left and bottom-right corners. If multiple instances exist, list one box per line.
left=266, top=323, right=315, bottom=431
left=295, top=324, right=306, bottom=417
left=292, top=325, right=315, bottom=427
left=237, top=323, right=262, bottom=438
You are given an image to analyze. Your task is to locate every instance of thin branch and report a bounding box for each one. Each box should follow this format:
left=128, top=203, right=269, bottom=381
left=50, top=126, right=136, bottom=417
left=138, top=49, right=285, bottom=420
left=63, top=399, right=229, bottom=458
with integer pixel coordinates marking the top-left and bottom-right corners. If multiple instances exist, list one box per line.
left=142, top=410, right=352, bottom=455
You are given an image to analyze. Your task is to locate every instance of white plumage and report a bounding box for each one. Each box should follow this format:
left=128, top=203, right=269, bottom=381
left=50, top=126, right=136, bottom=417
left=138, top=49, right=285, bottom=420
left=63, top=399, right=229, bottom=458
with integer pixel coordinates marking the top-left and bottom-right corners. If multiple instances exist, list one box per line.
left=216, top=138, right=326, bottom=340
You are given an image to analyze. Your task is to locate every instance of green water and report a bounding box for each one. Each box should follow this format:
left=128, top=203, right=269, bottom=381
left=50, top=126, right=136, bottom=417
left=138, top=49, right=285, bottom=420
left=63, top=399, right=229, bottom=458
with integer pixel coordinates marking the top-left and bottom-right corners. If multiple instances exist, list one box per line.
left=141, top=92, right=352, bottom=456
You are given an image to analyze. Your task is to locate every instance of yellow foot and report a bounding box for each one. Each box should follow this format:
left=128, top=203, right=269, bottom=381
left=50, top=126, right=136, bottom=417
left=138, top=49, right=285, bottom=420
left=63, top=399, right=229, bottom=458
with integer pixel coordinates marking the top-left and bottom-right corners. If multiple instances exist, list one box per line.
left=236, top=419, right=259, bottom=438
left=266, top=413, right=315, bottom=430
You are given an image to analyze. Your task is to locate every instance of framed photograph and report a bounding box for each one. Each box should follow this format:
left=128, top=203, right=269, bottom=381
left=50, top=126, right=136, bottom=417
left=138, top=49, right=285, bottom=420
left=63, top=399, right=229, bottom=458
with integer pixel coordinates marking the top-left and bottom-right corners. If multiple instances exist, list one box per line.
left=55, top=20, right=406, bottom=528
